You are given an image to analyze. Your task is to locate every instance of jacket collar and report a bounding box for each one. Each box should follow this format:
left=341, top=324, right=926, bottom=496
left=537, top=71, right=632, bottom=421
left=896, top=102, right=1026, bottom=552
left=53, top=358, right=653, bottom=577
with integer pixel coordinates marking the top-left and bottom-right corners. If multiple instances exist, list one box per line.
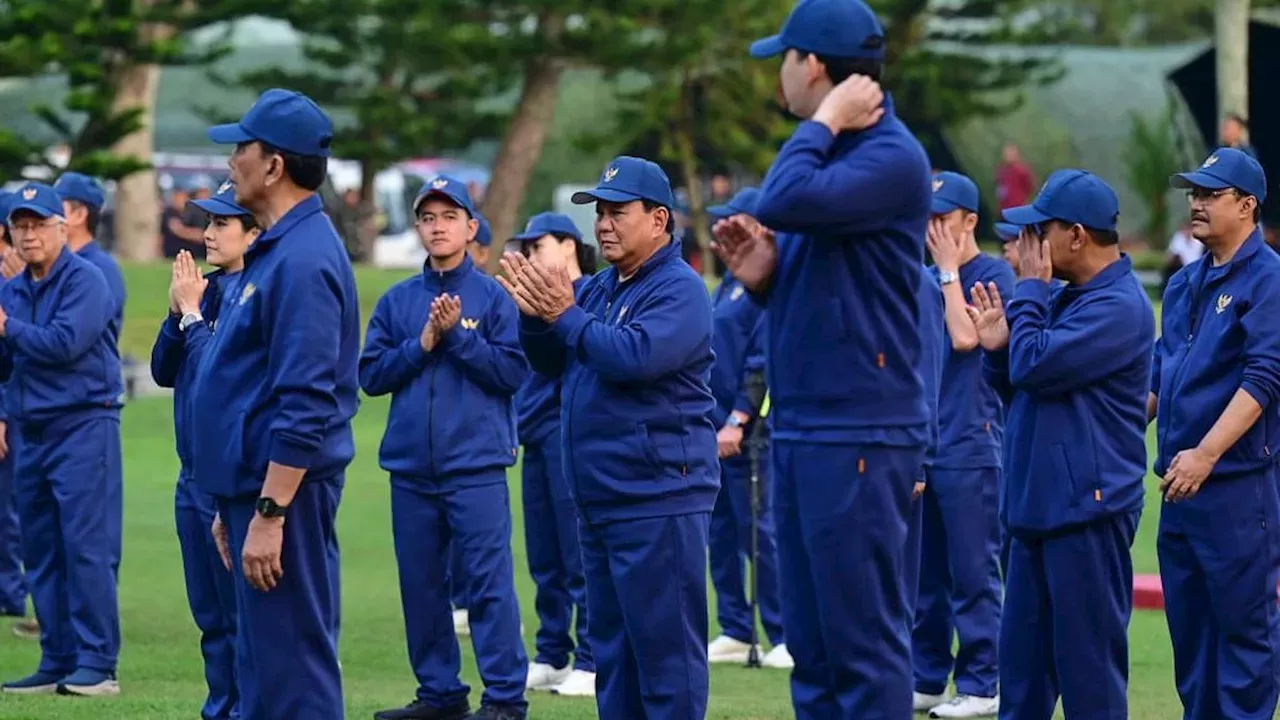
left=422, top=252, right=475, bottom=290
left=17, top=244, right=73, bottom=292
left=605, top=238, right=682, bottom=290
left=247, top=194, right=326, bottom=257
left=1063, top=253, right=1133, bottom=295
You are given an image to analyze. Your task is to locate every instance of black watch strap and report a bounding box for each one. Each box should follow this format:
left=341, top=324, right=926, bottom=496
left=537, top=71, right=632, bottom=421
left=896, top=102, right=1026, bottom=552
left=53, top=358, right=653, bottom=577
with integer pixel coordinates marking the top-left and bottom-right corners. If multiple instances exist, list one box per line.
left=255, top=496, right=289, bottom=518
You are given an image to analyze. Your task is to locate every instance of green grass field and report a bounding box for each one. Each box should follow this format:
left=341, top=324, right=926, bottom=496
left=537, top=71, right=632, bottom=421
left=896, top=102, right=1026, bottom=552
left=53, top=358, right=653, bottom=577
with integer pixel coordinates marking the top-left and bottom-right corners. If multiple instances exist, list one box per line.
left=0, top=263, right=1208, bottom=719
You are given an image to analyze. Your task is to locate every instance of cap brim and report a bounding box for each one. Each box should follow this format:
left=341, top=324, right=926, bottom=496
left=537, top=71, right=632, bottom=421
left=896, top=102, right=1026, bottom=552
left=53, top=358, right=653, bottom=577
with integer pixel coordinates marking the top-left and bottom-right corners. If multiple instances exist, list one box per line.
left=208, top=123, right=254, bottom=145
left=707, top=204, right=739, bottom=219
left=8, top=203, right=59, bottom=220
left=191, top=197, right=250, bottom=217
left=994, top=222, right=1021, bottom=242
left=1002, top=204, right=1050, bottom=225
left=571, top=188, right=644, bottom=205
left=1169, top=171, right=1232, bottom=191
left=749, top=35, right=785, bottom=59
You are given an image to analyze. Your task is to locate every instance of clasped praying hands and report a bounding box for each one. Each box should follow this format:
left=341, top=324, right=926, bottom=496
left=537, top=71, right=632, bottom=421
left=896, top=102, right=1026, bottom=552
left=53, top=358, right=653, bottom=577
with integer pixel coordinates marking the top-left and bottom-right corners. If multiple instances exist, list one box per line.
left=497, top=252, right=575, bottom=324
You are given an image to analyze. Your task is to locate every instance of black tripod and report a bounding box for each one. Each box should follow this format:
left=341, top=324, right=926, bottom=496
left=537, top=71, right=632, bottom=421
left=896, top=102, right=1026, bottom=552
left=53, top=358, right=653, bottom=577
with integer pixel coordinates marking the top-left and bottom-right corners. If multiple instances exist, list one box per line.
left=745, top=417, right=767, bottom=669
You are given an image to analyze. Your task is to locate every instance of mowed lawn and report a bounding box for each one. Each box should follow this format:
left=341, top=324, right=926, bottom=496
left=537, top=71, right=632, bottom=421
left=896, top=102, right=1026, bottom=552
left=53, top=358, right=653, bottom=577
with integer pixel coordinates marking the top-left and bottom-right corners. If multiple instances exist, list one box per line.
left=0, top=262, right=1202, bottom=719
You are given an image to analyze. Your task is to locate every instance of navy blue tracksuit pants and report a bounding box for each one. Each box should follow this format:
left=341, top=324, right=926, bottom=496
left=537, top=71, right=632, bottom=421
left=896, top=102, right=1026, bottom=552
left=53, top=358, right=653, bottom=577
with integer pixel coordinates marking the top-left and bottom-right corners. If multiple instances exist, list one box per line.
left=580, top=512, right=710, bottom=720
left=522, top=439, right=592, bottom=671
left=774, top=441, right=924, bottom=720
left=176, top=472, right=239, bottom=720
left=221, top=476, right=343, bottom=720
left=999, top=511, right=1139, bottom=720
left=16, top=413, right=121, bottom=674
left=1159, top=471, right=1280, bottom=720
left=905, top=478, right=925, bottom=621
left=913, top=467, right=1003, bottom=698
left=390, top=473, right=527, bottom=711
left=0, top=425, right=25, bottom=616
left=709, top=449, right=784, bottom=648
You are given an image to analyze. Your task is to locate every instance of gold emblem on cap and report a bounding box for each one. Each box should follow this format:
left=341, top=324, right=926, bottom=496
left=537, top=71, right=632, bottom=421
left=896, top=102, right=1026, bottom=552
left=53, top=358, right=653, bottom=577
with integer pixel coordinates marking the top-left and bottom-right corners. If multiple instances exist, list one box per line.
left=21, top=187, right=36, bottom=200
left=218, top=180, right=233, bottom=194
left=932, top=179, right=943, bottom=192
left=603, top=167, right=618, bottom=182
left=1203, top=155, right=1219, bottom=168
left=431, top=178, right=448, bottom=189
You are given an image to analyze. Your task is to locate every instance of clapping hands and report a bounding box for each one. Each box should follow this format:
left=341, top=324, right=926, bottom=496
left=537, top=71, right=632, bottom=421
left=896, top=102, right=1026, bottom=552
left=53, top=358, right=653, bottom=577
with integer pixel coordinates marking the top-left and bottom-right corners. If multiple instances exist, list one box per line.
left=964, top=282, right=1010, bottom=351
left=497, top=253, right=575, bottom=323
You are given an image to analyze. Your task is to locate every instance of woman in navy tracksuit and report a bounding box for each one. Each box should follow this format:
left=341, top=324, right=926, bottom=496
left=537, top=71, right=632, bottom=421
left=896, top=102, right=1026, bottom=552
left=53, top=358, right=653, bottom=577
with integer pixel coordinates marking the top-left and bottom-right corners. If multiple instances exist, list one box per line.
left=511, top=213, right=599, bottom=697
left=150, top=184, right=259, bottom=720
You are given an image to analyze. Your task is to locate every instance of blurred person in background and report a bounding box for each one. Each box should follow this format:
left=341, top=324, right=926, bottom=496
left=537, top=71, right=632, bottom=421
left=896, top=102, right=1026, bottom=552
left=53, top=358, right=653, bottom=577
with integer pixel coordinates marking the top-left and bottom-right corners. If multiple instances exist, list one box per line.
left=512, top=212, right=600, bottom=697
left=0, top=183, right=124, bottom=697
left=161, top=182, right=209, bottom=260
left=1162, top=221, right=1204, bottom=292
left=150, top=182, right=259, bottom=720
left=995, top=144, right=1035, bottom=212
left=468, top=212, right=494, bottom=270
left=1220, top=113, right=1257, bottom=160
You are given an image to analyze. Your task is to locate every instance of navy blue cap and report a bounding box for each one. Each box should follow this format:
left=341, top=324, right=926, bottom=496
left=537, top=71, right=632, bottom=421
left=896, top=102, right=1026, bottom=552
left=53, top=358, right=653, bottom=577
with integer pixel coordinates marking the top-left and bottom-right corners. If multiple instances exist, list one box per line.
left=413, top=175, right=477, bottom=217
left=208, top=88, right=334, bottom=159
left=54, top=172, right=106, bottom=211
left=994, top=222, right=1021, bottom=242
left=1170, top=148, right=1268, bottom=204
left=750, top=0, right=886, bottom=60
left=1002, top=169, right=1120, bottom=232
left=930, top=172, right=979, bottom=215
left=513, top=212, right=583, bottom=243
left=8, top=183, right=65, bottom=221
left=190, top=181, right=253, bottom=217
left=571, top=156, right=675, bottom=208
left=708, top=187, right=761, bottom=220
left=474, top=213, right=492, bottom=246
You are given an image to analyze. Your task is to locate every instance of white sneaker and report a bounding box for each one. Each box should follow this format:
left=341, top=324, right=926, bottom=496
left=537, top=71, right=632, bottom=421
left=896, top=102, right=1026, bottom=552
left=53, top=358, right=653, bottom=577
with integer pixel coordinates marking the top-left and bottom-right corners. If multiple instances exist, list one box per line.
left=707, top=635, right=755, bottom=664
left=550, top=669, right=596, bottom=697
left=930, top=694, right=999, bottom=718
left=761, top=644, right=795, bottom=669
left=913, top=690, right=952, bottom=712
left=525, top=661, right=571, bottom=691
left=453, top=609, right=470, bottom=636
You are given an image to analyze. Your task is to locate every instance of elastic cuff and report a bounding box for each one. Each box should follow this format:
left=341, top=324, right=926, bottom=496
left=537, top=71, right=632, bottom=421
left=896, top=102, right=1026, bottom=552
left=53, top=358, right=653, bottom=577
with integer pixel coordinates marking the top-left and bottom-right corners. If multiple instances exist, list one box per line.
left=269, top=434, right=315, bottom=469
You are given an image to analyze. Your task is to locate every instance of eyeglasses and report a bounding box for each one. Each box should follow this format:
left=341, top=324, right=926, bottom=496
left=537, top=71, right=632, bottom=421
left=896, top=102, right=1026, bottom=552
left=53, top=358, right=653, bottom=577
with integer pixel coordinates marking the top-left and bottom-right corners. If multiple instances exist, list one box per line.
left=1186, top=188, right=1235, bottom=204
left=9, top=220, right=58, bottom=235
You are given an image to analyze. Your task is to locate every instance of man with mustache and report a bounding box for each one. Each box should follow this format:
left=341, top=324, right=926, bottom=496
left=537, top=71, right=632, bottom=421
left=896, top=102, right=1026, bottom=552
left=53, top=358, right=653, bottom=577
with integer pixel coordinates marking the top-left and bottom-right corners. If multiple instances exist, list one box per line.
left=1152, top=147, right=1280, bottom=720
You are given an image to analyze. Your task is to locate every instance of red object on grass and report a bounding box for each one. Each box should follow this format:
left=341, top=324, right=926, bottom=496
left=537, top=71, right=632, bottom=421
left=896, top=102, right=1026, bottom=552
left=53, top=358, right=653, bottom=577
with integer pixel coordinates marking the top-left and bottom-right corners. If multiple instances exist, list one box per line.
left=1133, top=574, right=1164, bottom=610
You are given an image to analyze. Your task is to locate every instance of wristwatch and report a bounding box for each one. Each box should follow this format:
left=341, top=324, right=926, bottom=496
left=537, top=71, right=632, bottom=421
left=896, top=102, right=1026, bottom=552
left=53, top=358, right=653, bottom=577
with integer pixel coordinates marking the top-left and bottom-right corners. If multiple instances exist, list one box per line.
left=178, top=311, right=204, bottom=332
left=726, top=414, right=746, bottom=430
left=255, top=496, right=289, bottom=519
left=938, top=270, right=959, bottom=285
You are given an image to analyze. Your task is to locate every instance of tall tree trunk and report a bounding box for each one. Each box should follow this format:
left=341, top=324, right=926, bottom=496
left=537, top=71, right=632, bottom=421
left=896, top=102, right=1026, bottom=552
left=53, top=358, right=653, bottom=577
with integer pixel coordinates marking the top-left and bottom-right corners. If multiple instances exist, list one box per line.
left=481, top=15, right=566, bottom=274
left=1215, top=0, right=1250, bottom=137
left=110, top=60, right=164, bottom=261
left=111, top=12, right=176, bottom=262
left=673, top=81, right=712, bottom=277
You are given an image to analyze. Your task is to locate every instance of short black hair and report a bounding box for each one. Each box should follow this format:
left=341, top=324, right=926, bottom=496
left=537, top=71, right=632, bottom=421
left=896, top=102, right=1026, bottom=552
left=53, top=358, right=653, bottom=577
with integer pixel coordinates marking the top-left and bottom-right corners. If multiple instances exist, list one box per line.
left=641, top=200, right=676, bottom=234
left=793, top=49, right=884, bottom=84
left=1231, top=190, right=1264, bottom=222
left=256, top=142, right=327, bottom=192
left=236, top=214, right=259, bottom=232
left=66, top=200, right=100, bottom=236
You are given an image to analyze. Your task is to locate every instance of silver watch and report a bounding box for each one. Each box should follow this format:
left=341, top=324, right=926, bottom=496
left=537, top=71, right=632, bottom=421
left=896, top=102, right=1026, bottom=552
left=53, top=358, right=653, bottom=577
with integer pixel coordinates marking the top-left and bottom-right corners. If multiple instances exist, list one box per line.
left=938, top=270, right=959, bottom=285
left=178, top=312, right=204, bottom=332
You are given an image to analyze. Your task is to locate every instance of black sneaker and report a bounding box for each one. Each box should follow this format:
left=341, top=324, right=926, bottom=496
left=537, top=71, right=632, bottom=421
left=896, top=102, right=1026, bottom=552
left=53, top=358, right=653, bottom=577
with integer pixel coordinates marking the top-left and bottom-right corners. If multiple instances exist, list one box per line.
left=470, top=704, right=527, bottom=720
left=373, top=699, right=470, bottom=720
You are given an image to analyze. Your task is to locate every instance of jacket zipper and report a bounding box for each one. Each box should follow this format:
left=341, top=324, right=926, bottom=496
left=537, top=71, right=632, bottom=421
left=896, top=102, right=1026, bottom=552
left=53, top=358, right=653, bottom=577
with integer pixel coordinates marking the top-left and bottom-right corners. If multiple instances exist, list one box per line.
left=1163, top=269, right=1215, bottom=461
